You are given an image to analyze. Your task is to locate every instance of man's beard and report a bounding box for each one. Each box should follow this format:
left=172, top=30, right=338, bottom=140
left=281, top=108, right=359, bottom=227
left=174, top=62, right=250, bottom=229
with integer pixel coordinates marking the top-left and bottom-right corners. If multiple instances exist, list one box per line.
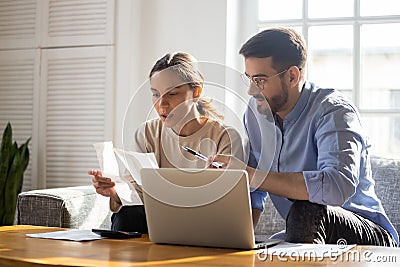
left=256, top=82, right=289, bottom=115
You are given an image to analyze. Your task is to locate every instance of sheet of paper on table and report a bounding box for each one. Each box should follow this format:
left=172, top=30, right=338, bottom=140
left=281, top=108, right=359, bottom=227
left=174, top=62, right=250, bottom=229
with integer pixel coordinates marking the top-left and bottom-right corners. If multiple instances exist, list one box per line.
left=27, top=229, right=104, bottom=242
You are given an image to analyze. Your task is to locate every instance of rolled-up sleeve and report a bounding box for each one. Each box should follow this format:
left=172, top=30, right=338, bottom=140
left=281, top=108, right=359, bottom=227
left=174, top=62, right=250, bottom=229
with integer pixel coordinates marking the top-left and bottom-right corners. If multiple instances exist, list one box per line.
left=304, top=102, right=364, bottom=206
left=303, top=169, right=357, bottom=206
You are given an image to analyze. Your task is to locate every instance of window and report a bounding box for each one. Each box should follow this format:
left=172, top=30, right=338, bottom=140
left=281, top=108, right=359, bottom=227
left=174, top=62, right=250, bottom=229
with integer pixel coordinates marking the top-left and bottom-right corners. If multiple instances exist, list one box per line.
left=257, top=0, right=400, bottom=158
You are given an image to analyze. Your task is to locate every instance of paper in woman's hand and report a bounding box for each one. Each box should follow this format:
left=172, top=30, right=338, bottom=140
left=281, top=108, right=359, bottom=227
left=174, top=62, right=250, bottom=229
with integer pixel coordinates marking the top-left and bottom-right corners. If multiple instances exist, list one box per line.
left=114, top=148, right=158, bottom=186
left=93, top=141, right=120, bottom=179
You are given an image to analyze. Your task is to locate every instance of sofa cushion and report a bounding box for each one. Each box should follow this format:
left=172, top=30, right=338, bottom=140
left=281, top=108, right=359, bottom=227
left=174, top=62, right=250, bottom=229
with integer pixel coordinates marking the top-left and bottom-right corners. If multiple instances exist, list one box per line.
left=17, top=185, right=112, bottom=229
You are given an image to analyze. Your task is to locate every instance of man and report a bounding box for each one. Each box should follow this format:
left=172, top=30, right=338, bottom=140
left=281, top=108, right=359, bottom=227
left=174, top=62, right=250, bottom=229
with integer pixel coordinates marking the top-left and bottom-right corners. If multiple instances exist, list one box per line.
left=214, top=28, right=398, bottom=246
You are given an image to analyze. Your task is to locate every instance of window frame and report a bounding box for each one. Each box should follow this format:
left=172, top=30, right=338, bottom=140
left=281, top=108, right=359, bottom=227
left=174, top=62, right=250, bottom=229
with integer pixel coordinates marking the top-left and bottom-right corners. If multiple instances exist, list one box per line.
left=256, top=0, right=400, bottom=116
left=253, top=0, right=400, bottom=157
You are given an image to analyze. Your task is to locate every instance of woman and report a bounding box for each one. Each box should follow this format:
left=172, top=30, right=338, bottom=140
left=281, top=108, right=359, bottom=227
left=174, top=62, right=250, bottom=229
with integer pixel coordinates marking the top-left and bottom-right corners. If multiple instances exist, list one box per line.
left=89, top=52, right=244, bottom=233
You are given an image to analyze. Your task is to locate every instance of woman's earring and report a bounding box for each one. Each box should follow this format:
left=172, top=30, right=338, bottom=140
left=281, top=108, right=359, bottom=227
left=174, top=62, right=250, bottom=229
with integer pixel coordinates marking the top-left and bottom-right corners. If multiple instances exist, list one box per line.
left=194, top=86, right=203, bottom=98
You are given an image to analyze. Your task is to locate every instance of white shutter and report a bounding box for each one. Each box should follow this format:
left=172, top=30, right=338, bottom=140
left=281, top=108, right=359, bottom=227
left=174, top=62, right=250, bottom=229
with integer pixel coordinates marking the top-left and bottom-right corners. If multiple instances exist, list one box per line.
left=41, top=0, right=114, bottom=47
left=39, top=46, right=114, bottom=187
left=0, top=50, right=40, bottom=191
left=0, top=0, right=40, bottom=49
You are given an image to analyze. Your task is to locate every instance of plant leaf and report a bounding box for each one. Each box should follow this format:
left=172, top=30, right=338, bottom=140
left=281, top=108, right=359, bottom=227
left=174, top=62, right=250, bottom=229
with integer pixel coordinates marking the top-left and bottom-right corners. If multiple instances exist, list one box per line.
left=17, top=137, right=30, bottom=193
left=0, top=122, right=12, bottom=194
left=0, top=122, right=12, bottom=222
left=2, top=151, right=21, bottom=225
left=0, top=122, right=31, bottom=225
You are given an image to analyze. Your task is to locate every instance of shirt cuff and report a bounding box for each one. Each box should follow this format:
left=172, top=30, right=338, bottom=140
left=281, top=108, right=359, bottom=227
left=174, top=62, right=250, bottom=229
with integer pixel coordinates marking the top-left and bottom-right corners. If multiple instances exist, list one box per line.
left=250, top=189, right=268, bottom=211
left=303, top=171, right=323, bottom=203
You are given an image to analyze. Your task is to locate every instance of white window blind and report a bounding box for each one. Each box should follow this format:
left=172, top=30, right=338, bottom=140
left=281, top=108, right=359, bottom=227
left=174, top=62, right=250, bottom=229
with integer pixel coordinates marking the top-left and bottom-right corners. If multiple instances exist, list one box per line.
left=0, top=0, right=39, bottom=49
left=39, top=46, right=114, bottom=187
left=0, top=50, right=40, bottom=190
left=39, top=46, right=114, bottom=188
left=41, top=0, right=114, bottom=47
left=0, top=0, right=115, bottom=189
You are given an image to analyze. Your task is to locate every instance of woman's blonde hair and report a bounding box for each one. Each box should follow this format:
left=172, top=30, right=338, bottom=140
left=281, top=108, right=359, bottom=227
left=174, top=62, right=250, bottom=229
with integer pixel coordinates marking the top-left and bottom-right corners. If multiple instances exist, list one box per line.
left=149, top=52, right=223, bottom=120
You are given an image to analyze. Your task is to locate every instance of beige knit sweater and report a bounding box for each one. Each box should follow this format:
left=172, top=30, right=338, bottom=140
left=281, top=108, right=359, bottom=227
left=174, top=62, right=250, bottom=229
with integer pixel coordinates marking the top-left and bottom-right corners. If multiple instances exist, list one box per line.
left=110, top=118, right=245, bottom=212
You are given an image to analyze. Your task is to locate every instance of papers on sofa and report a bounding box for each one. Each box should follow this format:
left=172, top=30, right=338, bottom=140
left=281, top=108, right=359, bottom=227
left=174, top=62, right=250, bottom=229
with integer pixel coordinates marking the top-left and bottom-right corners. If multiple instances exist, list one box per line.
left=27, top=229, right=104, bottom=242
left=114, top=148, right=158, bottom=186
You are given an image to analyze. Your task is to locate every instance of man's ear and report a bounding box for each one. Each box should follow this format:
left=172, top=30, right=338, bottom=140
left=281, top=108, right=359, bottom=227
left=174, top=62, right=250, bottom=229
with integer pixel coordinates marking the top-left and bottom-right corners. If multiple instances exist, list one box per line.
left=288, top=66, right=301, bottom=85
left=193, top=86, right=203, bottom=98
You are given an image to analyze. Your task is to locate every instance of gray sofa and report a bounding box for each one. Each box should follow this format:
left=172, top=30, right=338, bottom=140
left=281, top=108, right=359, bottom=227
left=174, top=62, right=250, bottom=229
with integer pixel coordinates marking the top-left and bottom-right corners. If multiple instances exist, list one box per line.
left=17, top=186, right=112, bottom=229
left=17, top=156, right=399, bottom=238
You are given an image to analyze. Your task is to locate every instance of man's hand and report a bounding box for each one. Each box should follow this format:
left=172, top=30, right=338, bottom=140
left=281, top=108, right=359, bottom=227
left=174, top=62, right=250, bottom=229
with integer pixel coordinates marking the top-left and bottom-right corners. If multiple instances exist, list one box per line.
left=88, top=169, right=121, bottom=204
left=211, top=154, right=265, bottom=188
left=211, top=154, right=247, bottom=170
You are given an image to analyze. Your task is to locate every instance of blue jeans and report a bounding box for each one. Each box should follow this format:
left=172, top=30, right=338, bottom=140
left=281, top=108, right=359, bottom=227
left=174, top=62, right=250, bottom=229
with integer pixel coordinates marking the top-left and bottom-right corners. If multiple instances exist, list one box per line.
left=285, top=200, right=396, bottom=247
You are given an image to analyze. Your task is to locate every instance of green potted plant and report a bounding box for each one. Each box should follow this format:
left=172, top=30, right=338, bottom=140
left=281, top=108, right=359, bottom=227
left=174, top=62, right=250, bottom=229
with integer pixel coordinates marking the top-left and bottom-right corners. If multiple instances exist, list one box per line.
left=0, top=122, right=30, bottom=226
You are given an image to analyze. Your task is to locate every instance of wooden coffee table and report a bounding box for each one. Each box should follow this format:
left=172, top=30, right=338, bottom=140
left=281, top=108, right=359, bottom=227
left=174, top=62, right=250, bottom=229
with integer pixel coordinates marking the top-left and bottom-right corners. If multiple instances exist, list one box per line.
left=0, top=225, right=399, bottom=266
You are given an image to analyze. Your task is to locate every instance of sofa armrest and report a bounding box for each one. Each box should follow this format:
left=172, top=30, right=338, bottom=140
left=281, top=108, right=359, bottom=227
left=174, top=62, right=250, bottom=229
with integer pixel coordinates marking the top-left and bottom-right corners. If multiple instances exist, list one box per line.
left=17, top=185, right=112, bottom=229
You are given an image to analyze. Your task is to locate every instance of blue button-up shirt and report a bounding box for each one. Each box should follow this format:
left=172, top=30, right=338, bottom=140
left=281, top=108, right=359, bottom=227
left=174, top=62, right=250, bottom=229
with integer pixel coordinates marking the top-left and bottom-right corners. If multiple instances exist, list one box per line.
left=246, top=81, right=399, bottom=245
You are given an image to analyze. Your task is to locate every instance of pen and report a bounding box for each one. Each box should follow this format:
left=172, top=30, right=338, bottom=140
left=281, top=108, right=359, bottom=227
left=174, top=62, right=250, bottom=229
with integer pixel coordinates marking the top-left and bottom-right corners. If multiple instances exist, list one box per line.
left=181, top=146, right=223, bottom=168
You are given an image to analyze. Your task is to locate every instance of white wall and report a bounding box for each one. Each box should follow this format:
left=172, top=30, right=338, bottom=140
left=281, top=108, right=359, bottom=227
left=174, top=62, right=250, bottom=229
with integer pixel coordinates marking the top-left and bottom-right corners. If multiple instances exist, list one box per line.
left=114, top=0, right=258, bottom=148
left=115, top=0, right=225, bottom=148
left=140, top=0, right=228, bottom=65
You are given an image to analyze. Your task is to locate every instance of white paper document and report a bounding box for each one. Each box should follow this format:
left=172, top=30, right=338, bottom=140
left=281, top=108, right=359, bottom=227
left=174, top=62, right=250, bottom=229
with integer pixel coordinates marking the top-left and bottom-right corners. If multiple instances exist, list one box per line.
left=93, top=141, right=158, bottom=187
left=27, top=229, right=104, bottom=242
left=114, top=148, right=158, bottom=186
left=93, top=141, right=120, bottom=179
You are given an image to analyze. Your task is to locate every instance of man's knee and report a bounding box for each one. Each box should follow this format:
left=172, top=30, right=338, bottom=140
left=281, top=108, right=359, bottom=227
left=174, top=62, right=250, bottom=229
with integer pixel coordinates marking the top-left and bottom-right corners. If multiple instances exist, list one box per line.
left=287, top=200, right=324, bottom=221
left=285, top=200, right=326, bottom=243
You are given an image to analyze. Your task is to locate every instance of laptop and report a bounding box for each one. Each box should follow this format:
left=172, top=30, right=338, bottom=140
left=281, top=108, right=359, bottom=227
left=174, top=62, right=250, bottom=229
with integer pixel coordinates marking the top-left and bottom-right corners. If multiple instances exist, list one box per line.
left=140, top=168, right=281, bottom=250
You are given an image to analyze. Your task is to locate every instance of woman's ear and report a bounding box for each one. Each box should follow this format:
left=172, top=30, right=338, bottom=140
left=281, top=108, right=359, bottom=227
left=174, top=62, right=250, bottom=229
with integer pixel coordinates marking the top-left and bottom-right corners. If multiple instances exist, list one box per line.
left=193, top=86, right=203, bottom=99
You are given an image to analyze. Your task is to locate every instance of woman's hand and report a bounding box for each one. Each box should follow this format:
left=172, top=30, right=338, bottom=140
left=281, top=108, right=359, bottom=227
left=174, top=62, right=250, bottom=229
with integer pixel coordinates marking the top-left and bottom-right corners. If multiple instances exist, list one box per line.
left=88, top=169, right=120, bottom=203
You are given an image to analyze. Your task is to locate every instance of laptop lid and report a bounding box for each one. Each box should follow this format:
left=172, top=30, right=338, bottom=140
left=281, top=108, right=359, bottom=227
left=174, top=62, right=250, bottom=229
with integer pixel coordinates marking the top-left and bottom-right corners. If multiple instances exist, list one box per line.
left=141, top=168, right=277, bottom=250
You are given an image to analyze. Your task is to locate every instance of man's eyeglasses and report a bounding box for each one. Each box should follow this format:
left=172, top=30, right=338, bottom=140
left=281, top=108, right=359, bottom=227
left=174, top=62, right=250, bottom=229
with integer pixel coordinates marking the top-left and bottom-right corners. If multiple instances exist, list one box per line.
left=240, top=69, right=288, bottom=90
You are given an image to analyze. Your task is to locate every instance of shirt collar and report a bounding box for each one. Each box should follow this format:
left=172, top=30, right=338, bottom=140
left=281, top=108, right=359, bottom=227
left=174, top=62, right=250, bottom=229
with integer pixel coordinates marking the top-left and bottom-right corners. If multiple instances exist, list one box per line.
left=284, top=81, right=313, bottom=124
